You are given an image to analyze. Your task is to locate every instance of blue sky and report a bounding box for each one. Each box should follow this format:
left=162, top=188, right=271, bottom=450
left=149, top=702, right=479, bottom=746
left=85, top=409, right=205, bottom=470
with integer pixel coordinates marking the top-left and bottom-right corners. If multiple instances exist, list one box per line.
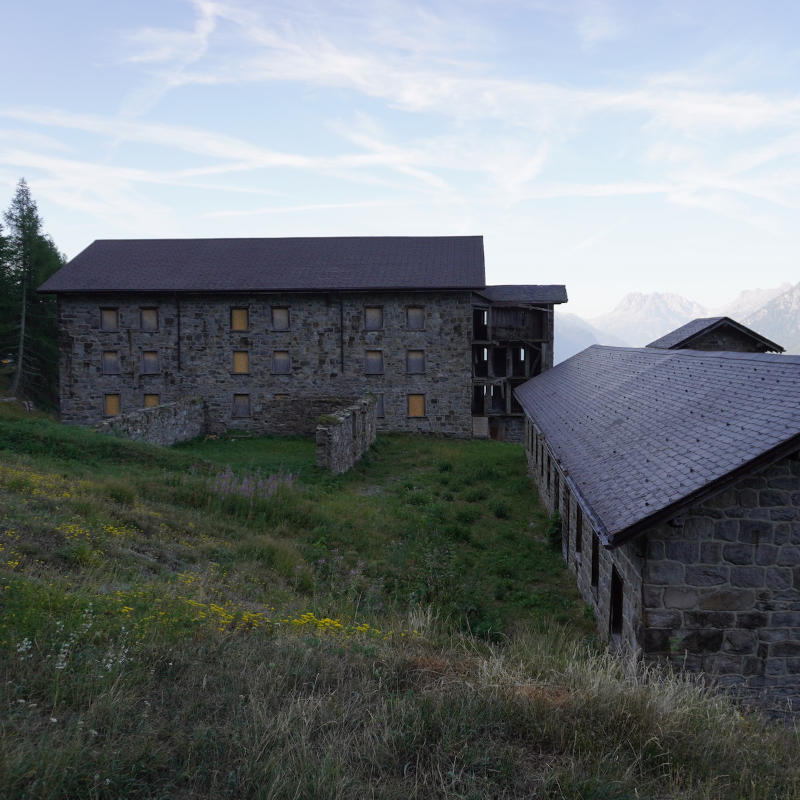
left=2, top=0, right=799, bottom=316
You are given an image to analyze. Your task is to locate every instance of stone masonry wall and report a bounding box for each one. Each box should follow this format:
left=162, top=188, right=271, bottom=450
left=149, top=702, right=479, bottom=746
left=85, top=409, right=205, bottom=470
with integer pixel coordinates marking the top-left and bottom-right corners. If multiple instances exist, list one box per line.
left=641, top=456, right=800, bottom=714
left=94, top=397, right=205, bottom=446
left=58, top=291, right=473, bottom=438
left=315, top=396, right=377, bottom=473
left=686, top=327, right=775, bottom=353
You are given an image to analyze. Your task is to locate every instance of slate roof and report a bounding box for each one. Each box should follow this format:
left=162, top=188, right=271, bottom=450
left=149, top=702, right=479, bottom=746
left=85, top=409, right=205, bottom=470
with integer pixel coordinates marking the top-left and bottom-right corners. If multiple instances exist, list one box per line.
left=38, top=236, right=485, bottom=293
left=476, top=285, right=568, bottom=304
left=646, top=316, right=784, bottom=352
left=514, top=346, right=800, bottom=546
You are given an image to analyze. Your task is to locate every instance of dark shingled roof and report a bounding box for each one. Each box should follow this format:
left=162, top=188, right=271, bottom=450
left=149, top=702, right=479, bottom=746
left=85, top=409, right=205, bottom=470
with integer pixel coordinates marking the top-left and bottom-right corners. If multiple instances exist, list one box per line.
left=38, top=236, right=485, bottom=293
left=476, top=285, right=568, bottom=304
left=514, top=346, right=800, bottom=546
left=646, top=316, right=784, bottom=352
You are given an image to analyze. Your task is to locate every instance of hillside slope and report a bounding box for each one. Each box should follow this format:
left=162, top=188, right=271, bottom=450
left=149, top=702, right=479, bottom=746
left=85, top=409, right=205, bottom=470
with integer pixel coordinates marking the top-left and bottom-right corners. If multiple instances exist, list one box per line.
left=1, top=404, right=797, bottom=799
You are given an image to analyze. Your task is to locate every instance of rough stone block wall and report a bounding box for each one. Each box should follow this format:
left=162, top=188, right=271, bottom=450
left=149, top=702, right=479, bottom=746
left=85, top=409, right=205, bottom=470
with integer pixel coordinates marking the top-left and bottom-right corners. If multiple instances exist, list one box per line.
left=315, top=396, right=377, bottom=473
left=59, top=292, right=472, bottom=438
left=94, top=397, right=205, bottom=446
left=641, top=456, right=800, bottom=713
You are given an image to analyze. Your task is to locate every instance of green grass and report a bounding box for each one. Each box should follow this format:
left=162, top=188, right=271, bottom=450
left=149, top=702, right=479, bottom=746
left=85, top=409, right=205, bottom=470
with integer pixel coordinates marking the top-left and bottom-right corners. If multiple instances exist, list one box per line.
left=0, top=401, right=797, bottom=799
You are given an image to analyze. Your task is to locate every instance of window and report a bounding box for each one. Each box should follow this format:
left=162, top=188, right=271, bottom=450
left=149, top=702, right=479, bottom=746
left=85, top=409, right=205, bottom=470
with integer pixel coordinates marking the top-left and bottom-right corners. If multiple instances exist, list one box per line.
left=142, top=351, right=159, bottom=374
left=406, top=349, right=425, bottom=373
left=231, top=307, right=249, bottom=331
left=274, top=394, right=290, bottom=401
left=407, top=306, right=424, bottom=330
left=233, top=351, right=249, bottom=374
left=562, top=486, right=570, bottom=558
left=365, top=350, right=384, bottom=374
left=104, top=394, right=120, bottom=417
left=272, top=350, right=291, bottom=374
left=102, top=350, right=120, bottom=375
left=610, top=567, right=624, bottom=636
left=375, top=394, right=385, bottom=418
left=144, top=394, right=160, bottom=408
left=575, top=505, right=583, bottom=555
left=591, top=532, right=599, bottom=590
left=272, top=307, right=290, bottom=330
left=232, top=394, right=250, bottom=417
left=408, top=394, right=425, bottom=417
left=100, top=308, right=119, bottom=331
left=140, top=307, right=158, bottom=331
left=364, top=306, right=383, bottom=330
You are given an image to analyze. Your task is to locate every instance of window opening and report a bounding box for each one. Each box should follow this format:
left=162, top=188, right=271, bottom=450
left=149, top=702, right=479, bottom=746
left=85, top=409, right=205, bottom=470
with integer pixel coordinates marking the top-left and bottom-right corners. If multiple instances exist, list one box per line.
left=490, top=384, right=505, bottom=413
left=272, top=351, right=291, bottom=374
left=406, top=349, right=425, bottom=373
left=233, top=351, right=250, bottom=374
left=140, top=308, right=158, bottom=331
left=511, top=347, right=527, bottom=377
left=104, top=394, right=120, bottom=416
left=376, top=394, right=385, bottom=418
left=102, top=351, right=119, bottom=375
left=473, top=346, right=489, bottom=377
left=231, top=307, right=249, bottom=331
left=232, top=394, right=251, bottom=417
left=100, top=308, right=119, bottom=331
left=576, top=505, right=583, bottom=555
left=142, top=351, right=159, bottom=374
left=144, top=394, right=159, bottom=408
left=364, top=306, right=383, bottom=330
left=472, top=308, right=488, bottom=339
left=591, top=533, right=599, bottom=589
left=610, top=566, right=624, bottom=636
left=407, top=307, right=424, bottom=330
left=272, top=307, right=290, bottom=330
left=408, top=394, right=425, bottom=417
left=365, top=350, right=384, bottom=374
left=471, top=385, right=486, bottom=415
left=492, top=347, right=507, bottom=377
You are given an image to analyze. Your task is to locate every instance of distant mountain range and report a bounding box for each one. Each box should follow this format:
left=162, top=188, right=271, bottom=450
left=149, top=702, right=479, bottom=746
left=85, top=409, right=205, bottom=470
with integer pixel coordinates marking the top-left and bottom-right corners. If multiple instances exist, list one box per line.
left=555, top=281, right=798, bottom=364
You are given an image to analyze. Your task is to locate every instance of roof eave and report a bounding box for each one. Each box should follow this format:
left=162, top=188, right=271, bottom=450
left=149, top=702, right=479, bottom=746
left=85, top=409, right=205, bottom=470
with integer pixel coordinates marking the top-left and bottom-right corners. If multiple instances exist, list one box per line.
left=605, top=432, right=800, bottom=548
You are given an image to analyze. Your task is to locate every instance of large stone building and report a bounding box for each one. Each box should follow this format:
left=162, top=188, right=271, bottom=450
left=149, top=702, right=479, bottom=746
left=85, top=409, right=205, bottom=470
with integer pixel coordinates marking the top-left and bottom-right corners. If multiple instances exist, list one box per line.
left=38, top=236, right=566, bottom=440
left=516, top=345, right=800, bottom=714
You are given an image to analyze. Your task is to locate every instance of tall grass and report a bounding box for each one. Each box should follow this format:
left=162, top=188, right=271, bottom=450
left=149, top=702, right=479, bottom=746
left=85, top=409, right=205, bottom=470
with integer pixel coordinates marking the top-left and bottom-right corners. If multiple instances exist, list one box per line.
left=0, top=405, right=797, bottom=798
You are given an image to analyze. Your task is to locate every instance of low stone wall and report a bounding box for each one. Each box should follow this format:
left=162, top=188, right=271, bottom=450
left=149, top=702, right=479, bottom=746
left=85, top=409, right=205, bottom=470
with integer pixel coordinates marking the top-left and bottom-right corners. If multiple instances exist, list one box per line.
left=95, top=398, right=205, bottom=446
left=315, top=396, right=377, bottom=474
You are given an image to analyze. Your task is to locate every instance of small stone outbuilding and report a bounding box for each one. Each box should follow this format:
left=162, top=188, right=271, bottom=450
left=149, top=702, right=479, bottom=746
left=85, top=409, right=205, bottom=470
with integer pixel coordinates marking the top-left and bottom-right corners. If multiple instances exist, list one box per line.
left=647, top=316, right=784, bottom=353
left=515, top=346, right=800, bottom=715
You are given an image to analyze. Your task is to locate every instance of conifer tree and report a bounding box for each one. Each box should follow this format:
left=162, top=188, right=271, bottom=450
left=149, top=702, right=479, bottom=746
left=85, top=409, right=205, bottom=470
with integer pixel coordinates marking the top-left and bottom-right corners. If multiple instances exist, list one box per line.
left=2, top=179, right=64, bottom=406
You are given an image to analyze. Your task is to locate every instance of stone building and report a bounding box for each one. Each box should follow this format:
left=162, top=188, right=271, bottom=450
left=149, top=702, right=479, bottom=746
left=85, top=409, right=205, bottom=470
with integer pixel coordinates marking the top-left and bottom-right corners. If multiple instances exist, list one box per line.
left=38, top=236, right=566, bottom=440
left=647, top=316, right=784, bottom=353
left=515, top=345, right=800, bottom=713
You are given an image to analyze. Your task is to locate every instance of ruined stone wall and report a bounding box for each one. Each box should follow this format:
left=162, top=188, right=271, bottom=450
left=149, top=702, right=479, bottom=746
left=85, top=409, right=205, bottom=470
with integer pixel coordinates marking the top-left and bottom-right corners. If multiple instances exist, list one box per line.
left=315, top=396, right=377, bottom=473
left=58, top=291, right=473, bottom=437
left=94, top=397, right=205, bottom=446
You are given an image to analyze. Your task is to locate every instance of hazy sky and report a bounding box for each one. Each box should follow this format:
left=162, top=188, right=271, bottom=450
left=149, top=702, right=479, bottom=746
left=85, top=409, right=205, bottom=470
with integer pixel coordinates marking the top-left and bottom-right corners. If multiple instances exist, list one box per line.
left=2, top=0, right=799, bottom=316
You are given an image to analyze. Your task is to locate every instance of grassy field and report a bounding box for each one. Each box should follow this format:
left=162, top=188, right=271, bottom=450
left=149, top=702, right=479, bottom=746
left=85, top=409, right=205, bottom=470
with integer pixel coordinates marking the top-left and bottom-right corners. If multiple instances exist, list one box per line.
left=0, top=399, right=798, bottom=799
